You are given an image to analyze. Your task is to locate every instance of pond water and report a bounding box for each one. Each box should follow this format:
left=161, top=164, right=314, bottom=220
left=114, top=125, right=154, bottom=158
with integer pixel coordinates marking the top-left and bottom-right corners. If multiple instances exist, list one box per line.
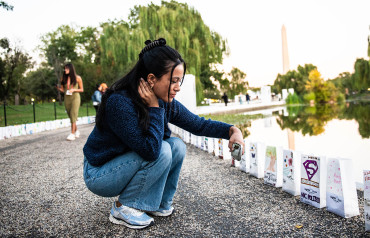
left=216, top=101, right=370, bottom=188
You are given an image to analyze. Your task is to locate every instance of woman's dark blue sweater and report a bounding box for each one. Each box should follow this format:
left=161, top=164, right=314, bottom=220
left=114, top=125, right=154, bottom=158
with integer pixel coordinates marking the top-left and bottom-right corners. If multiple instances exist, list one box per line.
left=83, top=90, right=232, bottom=166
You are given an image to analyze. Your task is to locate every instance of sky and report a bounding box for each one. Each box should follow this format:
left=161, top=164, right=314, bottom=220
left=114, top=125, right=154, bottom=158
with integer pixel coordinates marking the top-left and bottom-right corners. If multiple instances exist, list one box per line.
left=1, top=0, right=369, bottom=87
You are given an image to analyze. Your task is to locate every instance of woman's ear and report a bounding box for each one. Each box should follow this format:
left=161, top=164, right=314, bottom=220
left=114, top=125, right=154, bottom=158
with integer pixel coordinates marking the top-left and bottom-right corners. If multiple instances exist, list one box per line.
left=147, top=73, right=156, bottom=88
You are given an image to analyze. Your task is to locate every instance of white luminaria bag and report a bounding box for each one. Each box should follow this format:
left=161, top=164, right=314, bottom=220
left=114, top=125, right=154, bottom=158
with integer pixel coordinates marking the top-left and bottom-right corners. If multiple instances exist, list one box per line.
left=364, top=170, right=370, bottom=231
left=222, top=139, right=231, bottom=160
left=326, top=158, right=359, bottom=218
left=249, top=142, right=266, bottom=178
left=200, top=136, right=205, bottom=150
left=196, top=136, right=202, bottom=149
left=184, top=131, right=190, bottom=143
left=282, top=149, right=301, bottom=196
left=191, top=134, right=196, bottom=146
left=300, top=154, right=327, bottom=208
left=213, top=138, right=219, bottom=157
left=204, top=137, right=209, bottom=152
left=264, top=146, right=283, bottom=187
left=239, top=139, right=249, bottom=173
left=217, top=138, right=223, bottom=159
left=207, top=137, right=214, bottom=154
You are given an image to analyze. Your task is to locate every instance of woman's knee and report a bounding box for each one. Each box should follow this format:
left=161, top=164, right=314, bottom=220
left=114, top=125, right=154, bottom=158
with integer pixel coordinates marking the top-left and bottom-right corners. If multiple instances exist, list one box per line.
left=167, top=137, right=186, bottom=159
left=156, top=141, right=172, bottom=168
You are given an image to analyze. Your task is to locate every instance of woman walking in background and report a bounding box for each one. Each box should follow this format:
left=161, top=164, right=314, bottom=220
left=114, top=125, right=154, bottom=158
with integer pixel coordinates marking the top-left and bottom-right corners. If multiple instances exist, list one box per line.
left=57, top=63, right=84, bottom=141
left=92, top=84, right=102, bottom=113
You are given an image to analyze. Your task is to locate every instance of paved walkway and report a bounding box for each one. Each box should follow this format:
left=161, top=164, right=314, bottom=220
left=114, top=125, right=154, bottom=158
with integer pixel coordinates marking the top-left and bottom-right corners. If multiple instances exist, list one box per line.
left=195, top=100, right=285, bottom=115
left=0, top=122, right=367, bottom=237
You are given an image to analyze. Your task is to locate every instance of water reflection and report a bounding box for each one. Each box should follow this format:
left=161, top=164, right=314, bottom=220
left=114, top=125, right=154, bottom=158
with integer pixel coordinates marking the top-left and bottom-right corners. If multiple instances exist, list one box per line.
left=275, top=101, right=369, bottom=138
left=339, top=101, right=370, bottom=138
left=203, top=102, right=369, bottom=185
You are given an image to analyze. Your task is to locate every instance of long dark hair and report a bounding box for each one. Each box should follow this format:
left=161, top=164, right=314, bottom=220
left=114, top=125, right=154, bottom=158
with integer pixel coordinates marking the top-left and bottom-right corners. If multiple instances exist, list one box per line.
left=96, top=38, right=186, bottom=132
left=61, top=63, right=77, bottom=87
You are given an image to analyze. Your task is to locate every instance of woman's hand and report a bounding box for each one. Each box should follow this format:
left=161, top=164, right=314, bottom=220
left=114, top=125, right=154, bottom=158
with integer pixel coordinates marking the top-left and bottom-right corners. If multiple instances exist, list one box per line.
left=138, top=78, right=159, bottom=107
left=228, top=126, right=245, bottom=154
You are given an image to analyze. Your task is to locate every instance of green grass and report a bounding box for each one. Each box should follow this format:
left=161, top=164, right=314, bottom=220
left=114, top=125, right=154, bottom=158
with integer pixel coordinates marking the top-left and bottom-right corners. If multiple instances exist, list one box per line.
left=199, top=113, right=266, bottom=125
left=0, top=102, right=96, bottom=127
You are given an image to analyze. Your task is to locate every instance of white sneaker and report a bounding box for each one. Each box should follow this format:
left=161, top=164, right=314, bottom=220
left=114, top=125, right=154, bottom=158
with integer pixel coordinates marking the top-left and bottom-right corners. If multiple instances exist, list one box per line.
left=75, top=130, right=80, bottom=138
left=66, top=133, right=76, bottom=141
left=109, top=202, right=154, bottom=229
left=147, top=206, right=174, bottom=217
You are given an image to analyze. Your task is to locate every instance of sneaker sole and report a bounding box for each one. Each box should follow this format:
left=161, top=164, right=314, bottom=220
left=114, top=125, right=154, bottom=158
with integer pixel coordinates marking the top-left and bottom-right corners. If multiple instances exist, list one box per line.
left=147, top=209, right=174, bottom=217
left=109, top=214, right=154, bottom=229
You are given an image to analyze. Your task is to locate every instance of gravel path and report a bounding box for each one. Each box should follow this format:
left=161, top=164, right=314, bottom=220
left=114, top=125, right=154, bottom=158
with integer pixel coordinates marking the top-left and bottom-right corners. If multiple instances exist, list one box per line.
left=0, top=123, right=367, bottom=237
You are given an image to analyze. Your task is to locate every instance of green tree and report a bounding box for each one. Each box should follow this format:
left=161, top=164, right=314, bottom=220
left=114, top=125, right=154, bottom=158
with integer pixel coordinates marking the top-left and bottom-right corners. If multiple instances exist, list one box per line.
left=0, top=1, right=13, bottom=11
left=23, top=64, right=56, bottom=102
left=273, top=64, right=317, bottom=98
left=227, top=67, right=248, bottom=99
left=328, top=72, right=352, bottom=95
left=304, top=69, right=342, bottom=103
left=99, top=1, right=229, bottom=104
left=353, top=58, right=370, bottom=91
left=0, top=38, right=33, bottom=104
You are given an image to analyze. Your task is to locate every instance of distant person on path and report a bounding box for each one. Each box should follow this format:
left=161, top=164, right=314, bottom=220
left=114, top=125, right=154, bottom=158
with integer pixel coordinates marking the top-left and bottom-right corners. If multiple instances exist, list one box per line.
left=92, top=84, right=102, bottom=113
left=57, top=63, right=84, bottom=141
left=246, top=93, right=250, bottom=104
left=99, top=83, right=108, bottom=95
left=83, top=38, right=244, bottom=230
left=221, top=92, right=228, bottom=106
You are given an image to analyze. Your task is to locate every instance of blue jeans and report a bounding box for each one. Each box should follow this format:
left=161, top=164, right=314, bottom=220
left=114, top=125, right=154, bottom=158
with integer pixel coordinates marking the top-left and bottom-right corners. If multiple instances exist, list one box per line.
left=83, top=137, right=186, bottom=211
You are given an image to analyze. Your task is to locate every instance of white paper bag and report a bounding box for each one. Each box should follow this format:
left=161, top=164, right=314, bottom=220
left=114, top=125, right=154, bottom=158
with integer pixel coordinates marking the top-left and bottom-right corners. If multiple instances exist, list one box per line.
left=213, top=138, right=219, bottom=157
left=326, top=158, right=359, bottom=218
left=239, top=139, right=249, bottom=173
left=249, top=142, right=266, bottom=178
left=264, top=146, right=283, bottom=187
left=207, top=137, right=214, bottom=154
left=0, top=127, right=4, bottom=140
left=282, top=149, right=301, bottom=196
left=364, top=170, right=370, bottom=231
left=217, top=138, right=223, bottom=159
left=190, top=134, right=196, bottom=146
left=26, top=123, right=34, bottom=135
left=222, top=139, right=231, bottom=160
left=300, top=154, right=327, bottom=208
left=203, top=137, right=209, bottom=151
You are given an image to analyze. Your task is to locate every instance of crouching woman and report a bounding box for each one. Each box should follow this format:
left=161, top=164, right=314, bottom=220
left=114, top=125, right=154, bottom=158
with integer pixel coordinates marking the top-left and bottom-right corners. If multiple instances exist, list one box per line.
left=83, top=38, right=244, bottom=229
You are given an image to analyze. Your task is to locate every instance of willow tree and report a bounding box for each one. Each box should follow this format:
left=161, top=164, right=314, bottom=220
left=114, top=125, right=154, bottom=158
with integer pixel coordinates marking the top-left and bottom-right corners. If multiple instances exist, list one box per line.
left=99, top=0, right=229, bottom=104
left=353, top=58, right=370, bottom=91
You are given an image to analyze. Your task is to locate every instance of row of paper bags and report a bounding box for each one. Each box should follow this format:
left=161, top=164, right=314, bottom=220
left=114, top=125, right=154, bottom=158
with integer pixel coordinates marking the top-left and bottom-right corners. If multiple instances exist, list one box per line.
left=169, top=124, right=368, bottom=231
left=0, top=116, right=95, bottom=140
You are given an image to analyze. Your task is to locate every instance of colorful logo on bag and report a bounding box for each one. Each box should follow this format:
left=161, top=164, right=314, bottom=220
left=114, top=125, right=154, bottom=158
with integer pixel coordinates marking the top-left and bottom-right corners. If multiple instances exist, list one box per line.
left=303, top=160, right=318, bottom=180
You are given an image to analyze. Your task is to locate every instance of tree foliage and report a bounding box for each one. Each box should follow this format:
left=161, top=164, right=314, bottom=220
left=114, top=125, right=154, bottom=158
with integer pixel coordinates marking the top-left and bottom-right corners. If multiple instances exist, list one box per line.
left=227, top=67, right=248, bottom=99
left=0, top=1, right=13, bottom=11
left=0, top=38, right=33, bottom=104
left=99, top=1, right=229, bottom=104
left=304, top=69, right=342, bottom=103
left=353, top=58, right=370, bottom=91
left=23, top=63, right=55, bottom=102
left=273, top=64, right=317, bottom=97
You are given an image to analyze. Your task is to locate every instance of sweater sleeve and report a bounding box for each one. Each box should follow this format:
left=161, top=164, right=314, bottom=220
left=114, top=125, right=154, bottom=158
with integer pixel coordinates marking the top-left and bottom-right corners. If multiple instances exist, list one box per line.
left=169, top=99, right=232, bottom=139
left=106, top=94, right=165, bottom=161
